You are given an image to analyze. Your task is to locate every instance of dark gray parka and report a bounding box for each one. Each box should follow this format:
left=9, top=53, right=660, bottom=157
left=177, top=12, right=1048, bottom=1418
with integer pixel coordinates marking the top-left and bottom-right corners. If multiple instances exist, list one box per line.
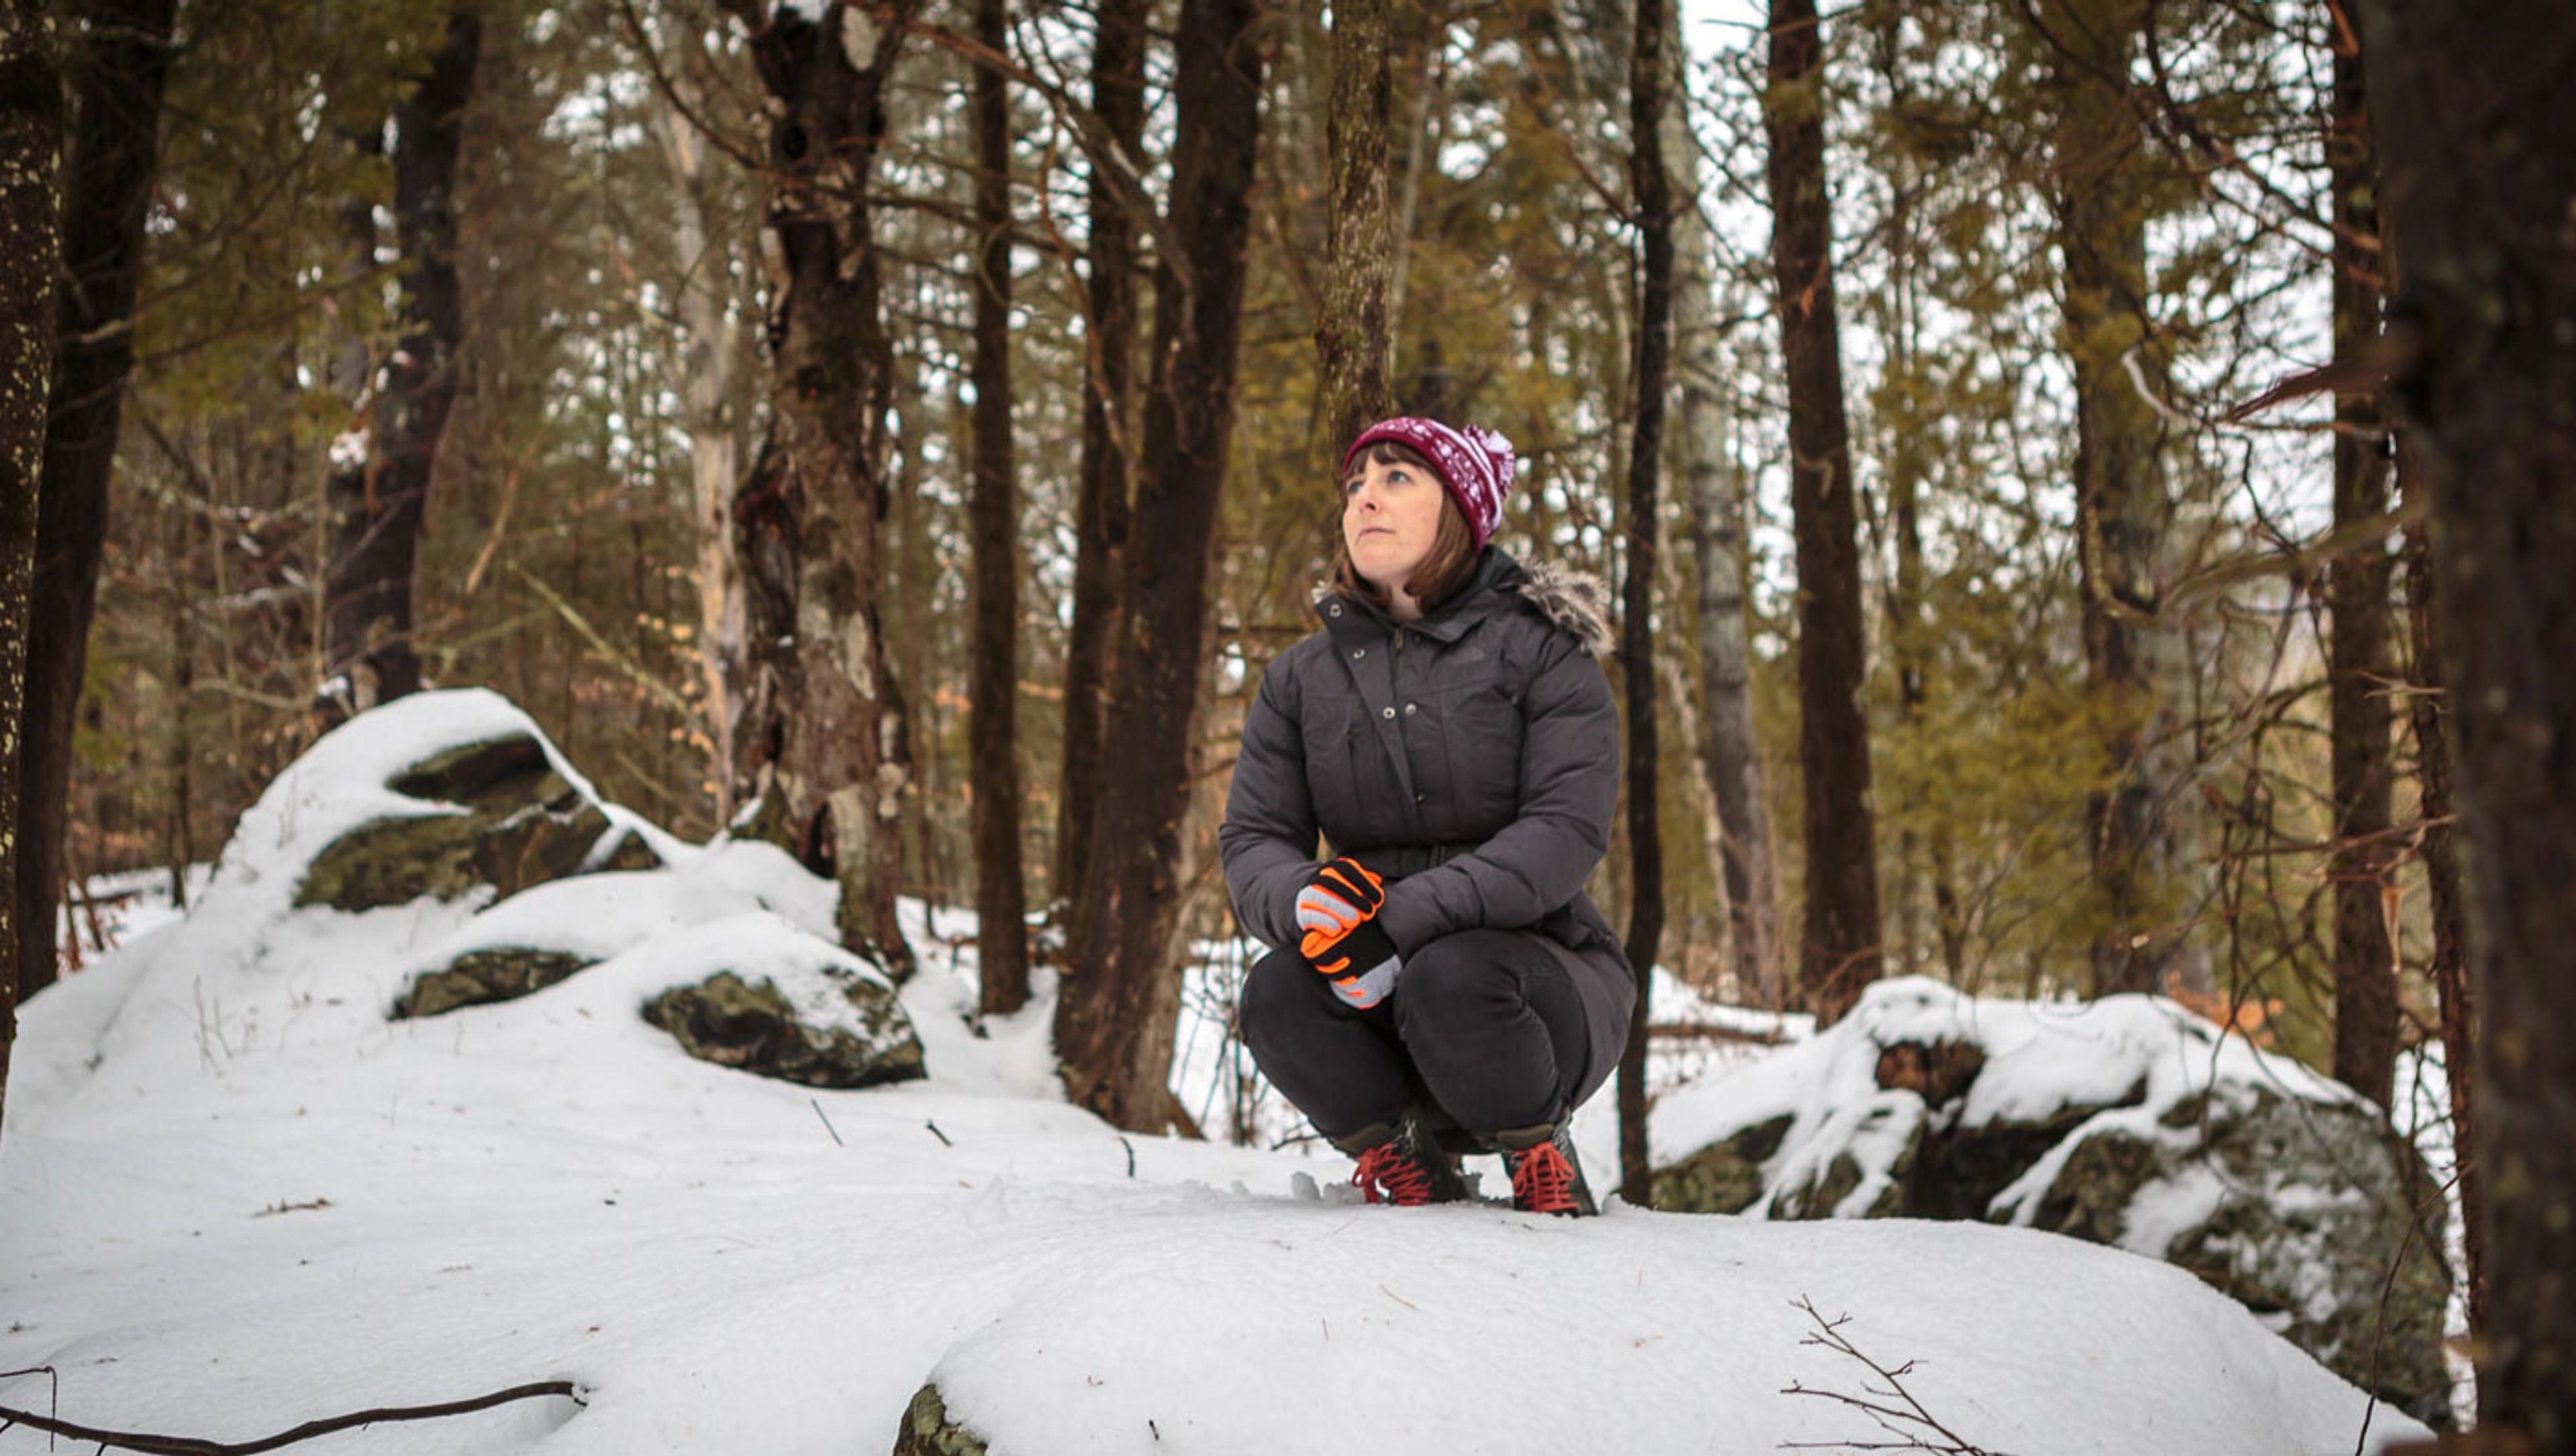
left=1220, top=546, right=1635, bottom=1106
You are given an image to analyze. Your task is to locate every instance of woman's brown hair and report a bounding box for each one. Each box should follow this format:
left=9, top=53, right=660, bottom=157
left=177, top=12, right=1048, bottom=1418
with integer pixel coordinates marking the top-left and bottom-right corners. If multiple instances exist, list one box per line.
left=1328, top=439, right=1483, bottom=613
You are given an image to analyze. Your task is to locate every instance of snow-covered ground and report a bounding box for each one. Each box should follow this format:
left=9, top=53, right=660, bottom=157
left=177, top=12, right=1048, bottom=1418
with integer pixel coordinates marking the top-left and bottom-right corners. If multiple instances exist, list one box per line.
left=2, top=693, right=2430, bottom=1454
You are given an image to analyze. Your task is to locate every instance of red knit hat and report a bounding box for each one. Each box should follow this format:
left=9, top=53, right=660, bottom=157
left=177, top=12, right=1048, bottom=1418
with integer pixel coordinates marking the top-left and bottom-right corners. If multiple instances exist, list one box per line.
left=1341, top=417, right=1517, bottom=550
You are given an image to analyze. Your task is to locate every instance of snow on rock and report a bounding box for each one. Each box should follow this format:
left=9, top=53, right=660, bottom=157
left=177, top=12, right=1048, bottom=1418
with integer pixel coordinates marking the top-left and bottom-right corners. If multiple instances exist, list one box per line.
left=0, top=696, right=2434, bottom=1455
left=1650, top=975, right=2453, bottom=1424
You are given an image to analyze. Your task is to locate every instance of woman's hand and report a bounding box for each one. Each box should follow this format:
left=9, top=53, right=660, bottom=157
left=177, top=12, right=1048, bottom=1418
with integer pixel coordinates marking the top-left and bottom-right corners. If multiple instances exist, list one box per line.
left=1296, top=857, right=1403, bottom=1008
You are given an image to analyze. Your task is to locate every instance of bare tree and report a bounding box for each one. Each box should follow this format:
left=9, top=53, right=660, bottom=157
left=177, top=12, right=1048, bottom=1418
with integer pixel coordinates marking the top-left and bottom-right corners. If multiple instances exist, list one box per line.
left=0, top=0, right=63, bottom=1138
left=1670, top=18, right=1778, bottom=1008
left=2324, top=9, right=2395, bottom=1108
left=1056, top=0, right=1267, bottom=1131
left=1054, top=0, right=1146, bottom=914
left=968, top=0, right=1028, bottom=1015
left=323, top=3, right=481, bottom=717
left=1617, top=0, right=1675, bottom=1206
left=2355, top=0, right=2576, bottom=1439
left=1764, top=0, right=1881, bottom=1021
left=647, top=36, right=749, bottom=828
left=17, top=0, right=176, bottom=1005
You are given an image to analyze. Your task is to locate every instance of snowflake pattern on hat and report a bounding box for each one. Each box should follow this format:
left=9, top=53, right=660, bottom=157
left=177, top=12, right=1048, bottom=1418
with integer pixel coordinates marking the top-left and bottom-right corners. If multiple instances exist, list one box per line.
left=1341, top=417, right=1519, bottom=550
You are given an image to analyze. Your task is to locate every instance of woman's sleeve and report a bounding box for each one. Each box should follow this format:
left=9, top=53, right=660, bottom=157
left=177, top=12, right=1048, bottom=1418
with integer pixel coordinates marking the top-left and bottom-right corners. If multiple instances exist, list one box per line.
left=1374, top=633, right=1618, bottom=954
left=1219, top=656, right=1322, bottom=953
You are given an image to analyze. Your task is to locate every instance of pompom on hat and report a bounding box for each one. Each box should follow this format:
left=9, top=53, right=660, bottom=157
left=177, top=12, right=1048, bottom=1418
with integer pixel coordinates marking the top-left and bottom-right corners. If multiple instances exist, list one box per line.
left=1341, top=417, right=1517, bottom=551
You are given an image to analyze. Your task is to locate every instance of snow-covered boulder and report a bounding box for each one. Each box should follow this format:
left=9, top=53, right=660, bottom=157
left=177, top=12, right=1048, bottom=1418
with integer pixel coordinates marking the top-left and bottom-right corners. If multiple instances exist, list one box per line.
left=642, top=944, right=925, bottom=1092
left=292, top=700, right=659, bottom=913
left=1650, top=976, right=2451, bottom=1425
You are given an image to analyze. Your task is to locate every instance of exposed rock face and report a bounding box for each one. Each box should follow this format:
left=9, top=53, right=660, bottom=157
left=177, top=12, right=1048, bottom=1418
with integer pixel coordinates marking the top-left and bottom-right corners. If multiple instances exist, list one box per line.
left=643, top=968, right=924, bottom=1090
left=394, top=947, right=595, bottom=1019
left=1650, top=978, right=2451, bottom=1425
left=890, top=1384, right=988, bottom=1456
left=296, top=732, right=649, bottom=911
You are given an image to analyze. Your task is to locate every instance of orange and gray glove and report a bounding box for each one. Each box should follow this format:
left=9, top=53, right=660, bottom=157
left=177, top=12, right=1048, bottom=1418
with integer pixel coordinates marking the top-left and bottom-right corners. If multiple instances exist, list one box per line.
left=1296, top=856, right=1402, bottom=1009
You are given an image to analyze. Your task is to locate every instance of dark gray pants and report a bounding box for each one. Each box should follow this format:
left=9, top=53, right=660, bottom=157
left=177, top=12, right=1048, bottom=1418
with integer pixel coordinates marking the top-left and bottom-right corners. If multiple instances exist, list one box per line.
left=1239, top=927, right=1592, bottom=1145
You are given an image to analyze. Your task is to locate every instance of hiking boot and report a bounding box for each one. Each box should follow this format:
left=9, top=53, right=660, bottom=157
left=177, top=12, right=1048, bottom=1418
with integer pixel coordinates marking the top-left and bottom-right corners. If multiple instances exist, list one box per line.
left=1495, top=1122, right=1595, bottom=1216
left=1336, top=1112, right=1470, bottom=1206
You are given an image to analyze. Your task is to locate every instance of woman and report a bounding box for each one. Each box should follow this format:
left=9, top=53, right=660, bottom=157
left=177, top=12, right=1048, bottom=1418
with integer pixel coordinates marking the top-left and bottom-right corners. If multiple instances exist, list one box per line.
left=1219, top=416, right=1633, bottom=1216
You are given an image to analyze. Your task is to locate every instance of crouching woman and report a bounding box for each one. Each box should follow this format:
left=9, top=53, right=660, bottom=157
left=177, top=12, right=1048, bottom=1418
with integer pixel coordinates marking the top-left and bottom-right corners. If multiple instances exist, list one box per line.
left=1218, top=416, right=1634, bottom=1216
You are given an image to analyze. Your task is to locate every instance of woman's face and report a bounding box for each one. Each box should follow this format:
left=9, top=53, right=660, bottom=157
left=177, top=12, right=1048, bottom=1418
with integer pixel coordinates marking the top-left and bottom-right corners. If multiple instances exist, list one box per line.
left=1342, top=452, right=1445, bottom=592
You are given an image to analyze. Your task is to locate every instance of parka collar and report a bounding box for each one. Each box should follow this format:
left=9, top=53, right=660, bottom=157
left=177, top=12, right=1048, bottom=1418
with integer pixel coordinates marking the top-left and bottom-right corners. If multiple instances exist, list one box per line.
left=1313, top=547, right=1527, bottom=644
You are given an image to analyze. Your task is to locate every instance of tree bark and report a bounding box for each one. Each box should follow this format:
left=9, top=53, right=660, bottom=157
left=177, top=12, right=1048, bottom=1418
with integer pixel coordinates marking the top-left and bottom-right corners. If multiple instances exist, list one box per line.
left=324, top=5, right=479, bottom=716
left=18, top=0, right=174, bottom=1006
left=1667, top=25, right=1779, bottom=1004
left=1054, top=0, right=1145, bottom=914
left=2353, top=0, right=2576, bottom=1439
left=650, top=64, right=747, bottom=828
left=0, top=0, right=62, bottom=1136
left=2324, top=22, right=2395, bottom=1109
left=967, top=0, right=1028, bottom=1016
left=1617, top=0, right=1674, bottom=1207
left=1764, top=0, right=1880, bottom=1023
left=1316, top=0, right=1394, bottom=450
left=731, top=1, right=920, bottom=981
left=1055, top=0, right=1265, bottom=1133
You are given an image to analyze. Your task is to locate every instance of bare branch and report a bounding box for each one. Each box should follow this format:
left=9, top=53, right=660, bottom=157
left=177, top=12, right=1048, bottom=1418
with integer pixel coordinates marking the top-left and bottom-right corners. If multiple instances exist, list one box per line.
left=0, top=1382, right=581, bottom=1456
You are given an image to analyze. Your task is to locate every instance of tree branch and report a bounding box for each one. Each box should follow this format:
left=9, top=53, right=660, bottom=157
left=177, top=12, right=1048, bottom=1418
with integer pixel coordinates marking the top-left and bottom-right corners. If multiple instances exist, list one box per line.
left=0, top=1382, right=582, bottom=1456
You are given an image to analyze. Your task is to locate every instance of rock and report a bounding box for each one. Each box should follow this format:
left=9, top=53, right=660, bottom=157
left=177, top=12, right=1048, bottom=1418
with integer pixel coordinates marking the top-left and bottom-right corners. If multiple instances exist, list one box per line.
left=2070, top=1084, right=2453, bottom=1426
left=1650, top=979, right=2453, bottom=1425
left=1655, top=1113, right=1792, bottom=1214
left=296, top=731, right=625, bottom=912
left=394, top=947, right=595, bottom=1019
left=890, top=1384, right=989, bottom=1456
left=642, top=968, right=924, bottom=1090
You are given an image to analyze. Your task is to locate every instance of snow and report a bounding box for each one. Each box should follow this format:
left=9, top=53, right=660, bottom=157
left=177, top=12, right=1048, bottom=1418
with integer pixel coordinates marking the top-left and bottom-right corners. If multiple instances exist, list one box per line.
left=1643, top=974, right=2361, bottom=1231
left=3, top=702, right=2429, bottom=1455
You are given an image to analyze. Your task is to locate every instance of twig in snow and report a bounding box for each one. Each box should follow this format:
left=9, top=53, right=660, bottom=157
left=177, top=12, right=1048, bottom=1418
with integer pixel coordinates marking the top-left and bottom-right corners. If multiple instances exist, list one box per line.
left=924, top=1119, right=953, bottom=1147
left=250, top=1198, right=331, bottom=1218
left=0, top=1381, right=582, bottom=1455
left=810, top=1098, right=844, bottom=1147
left=1778, top=1297, right=2004, bottom=1455
left=1120, top=1136, right=1136, bottom=1178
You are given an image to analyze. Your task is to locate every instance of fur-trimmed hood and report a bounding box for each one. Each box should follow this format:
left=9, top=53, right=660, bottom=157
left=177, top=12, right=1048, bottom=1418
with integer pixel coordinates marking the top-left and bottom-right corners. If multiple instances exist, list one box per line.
left=1310, top=550, right=1615, bottom=658
left=1507, top=558, right=1614, bottom=658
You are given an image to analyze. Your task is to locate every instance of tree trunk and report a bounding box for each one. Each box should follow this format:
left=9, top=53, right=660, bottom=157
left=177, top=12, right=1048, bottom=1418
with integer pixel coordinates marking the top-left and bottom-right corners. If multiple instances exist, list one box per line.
left=967, top=0, right=1027, bottom=1017
left=1054, top=0, right=1145, bottom=914
left=2325, top=24, right=2396, bottom=1109
left=0, top=0, right=63, bottom=1136
left=1317, top=0, right=1393, bottom=450
left=651, top=71, right=746, bottom=827
left=1617, top=0, right=1674, bottom=1207
left=1668, top=31, right=1779, bottom=1004
left=1764, top=0, right=1880, bottom=1023
left=2405, top=509, right=2483, bottom=1351
left=2035, top=0, right=2192, bottom=998
left=1055, top=0, right=1265, bottom=1133
left=2354, top=1, right=2576, bottom=1439
left=731, top=1, right=920, bottom=981
left=18, top=0, right=174, bottom=1006
left=325, top=5, right=479, bottom=715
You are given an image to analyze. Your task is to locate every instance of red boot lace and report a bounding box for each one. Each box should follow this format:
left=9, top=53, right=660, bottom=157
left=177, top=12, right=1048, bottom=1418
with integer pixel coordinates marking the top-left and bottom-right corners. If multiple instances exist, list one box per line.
left=1352, top=1142, right=1438, bottom=1206
left=1507, top=1139, right=1580, bottom=1215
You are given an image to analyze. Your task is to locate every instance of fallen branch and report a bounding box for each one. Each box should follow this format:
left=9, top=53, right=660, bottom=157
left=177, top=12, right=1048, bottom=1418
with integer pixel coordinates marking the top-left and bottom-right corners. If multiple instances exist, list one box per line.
left=0, top=1380, right=582, bottom=1455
